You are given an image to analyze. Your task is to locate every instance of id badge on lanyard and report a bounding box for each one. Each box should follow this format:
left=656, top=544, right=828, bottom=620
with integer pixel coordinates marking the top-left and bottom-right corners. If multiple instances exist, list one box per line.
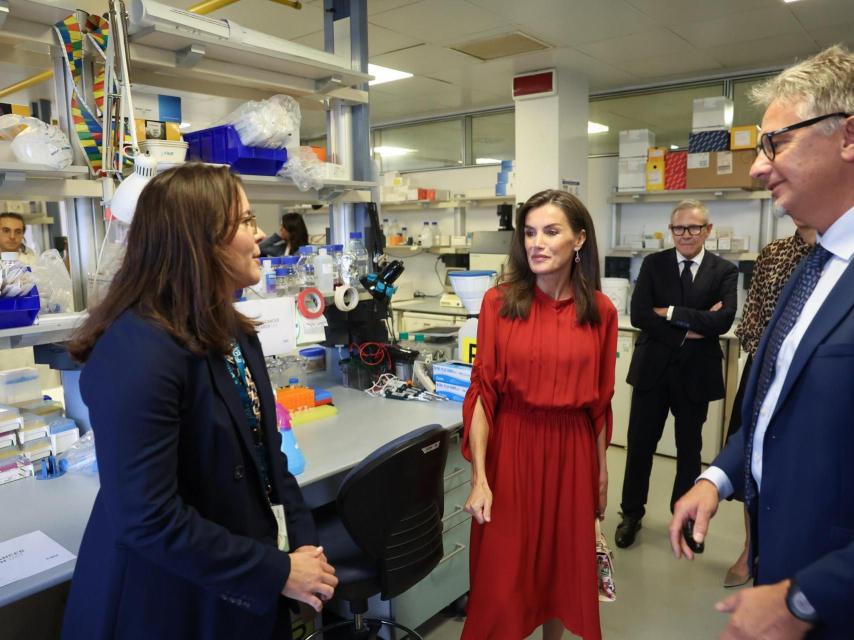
left=271, top=504, right=290, bottom=552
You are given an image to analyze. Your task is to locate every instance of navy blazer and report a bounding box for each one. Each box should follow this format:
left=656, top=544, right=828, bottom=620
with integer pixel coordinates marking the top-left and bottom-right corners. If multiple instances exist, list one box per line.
left=627, top=248, right=738, bottom=402
left=61, top=312, right=316, bottom=640
left=713, top=258, right=854, bottom=639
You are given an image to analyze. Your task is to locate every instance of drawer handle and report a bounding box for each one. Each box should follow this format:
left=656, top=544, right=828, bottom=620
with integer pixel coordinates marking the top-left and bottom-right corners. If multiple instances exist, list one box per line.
left=444, top=467, right=467, bottom=482
left=439, top=542, right=467, bottom=564
left=442, top=505, right=465, bottom=522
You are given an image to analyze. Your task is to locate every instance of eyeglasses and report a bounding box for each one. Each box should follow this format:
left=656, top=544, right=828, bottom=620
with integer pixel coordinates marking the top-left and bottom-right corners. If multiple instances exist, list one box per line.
left=756, top=112, right=850, bottom=160
left=670, top=224, right=708, bottom=237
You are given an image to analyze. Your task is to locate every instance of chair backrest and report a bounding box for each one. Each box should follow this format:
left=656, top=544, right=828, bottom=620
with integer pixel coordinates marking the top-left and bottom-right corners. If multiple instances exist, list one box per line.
left=337, top=424, right=449, bottom=600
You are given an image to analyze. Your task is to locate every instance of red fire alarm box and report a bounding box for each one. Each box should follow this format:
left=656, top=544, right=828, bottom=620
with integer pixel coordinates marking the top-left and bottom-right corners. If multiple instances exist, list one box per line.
left=513, top=69, right=556, bottom=100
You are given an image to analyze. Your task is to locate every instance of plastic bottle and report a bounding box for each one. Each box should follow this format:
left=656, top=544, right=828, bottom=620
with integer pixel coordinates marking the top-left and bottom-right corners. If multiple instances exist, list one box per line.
left=259, top=257, right=277, bottom=297
left=347, top=231, right=370, bottom=280
left=331, top=244, right=344, bottom=286
left=418, top=221, right=433, bottom=248
left=401, top=226, right=410, bottom=245
left=431, top=221, right=440, bottom=246
left=275, top=403, right=305, bottom=476
left=296, top=245, right=315, bottom=288
left=275, top=257, right=300, bottom=296
left=314, top=247, right=335, bottom=294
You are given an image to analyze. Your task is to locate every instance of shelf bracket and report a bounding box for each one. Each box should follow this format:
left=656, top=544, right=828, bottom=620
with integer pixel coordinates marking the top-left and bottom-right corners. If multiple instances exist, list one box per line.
left=315, top=75, right=344, bottom=95
left=0, top=168, right=26, bottom=191
left=318, top=186, right=349, bottom=202
left=176, top=44, right=206, bottom=68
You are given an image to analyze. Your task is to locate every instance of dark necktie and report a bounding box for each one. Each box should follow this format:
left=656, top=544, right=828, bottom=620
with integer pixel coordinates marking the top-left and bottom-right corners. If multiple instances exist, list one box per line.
left=680, top=260, right=694, bottom=301
left=743, top=244, right=833, bottom=506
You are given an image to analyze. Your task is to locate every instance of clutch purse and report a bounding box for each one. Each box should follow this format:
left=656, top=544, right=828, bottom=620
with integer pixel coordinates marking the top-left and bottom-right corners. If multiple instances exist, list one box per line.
left=595, top=519, right=616, bottom=602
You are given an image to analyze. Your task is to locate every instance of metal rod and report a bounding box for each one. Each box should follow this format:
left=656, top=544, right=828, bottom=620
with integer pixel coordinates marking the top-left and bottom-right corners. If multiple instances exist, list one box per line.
left=268, top=0, right=302, bottom=8
left=0, top=70, right=54, bottom=100
left=186, top=0, right=240, bottom=13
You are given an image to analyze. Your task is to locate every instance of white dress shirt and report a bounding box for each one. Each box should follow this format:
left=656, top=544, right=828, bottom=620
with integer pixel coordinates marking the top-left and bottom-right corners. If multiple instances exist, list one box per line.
left=666, top=248, right=706, bottom=321
left=702, top=206, right=854, bottom=497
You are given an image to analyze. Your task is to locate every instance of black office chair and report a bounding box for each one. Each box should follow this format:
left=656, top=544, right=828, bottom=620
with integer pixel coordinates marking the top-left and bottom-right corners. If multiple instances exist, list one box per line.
left=306, top=424, right=450, bottom=640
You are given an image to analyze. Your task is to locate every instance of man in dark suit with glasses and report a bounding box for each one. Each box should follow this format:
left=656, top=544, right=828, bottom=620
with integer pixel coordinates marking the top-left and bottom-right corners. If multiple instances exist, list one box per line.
left=616, top=199, right=738, bottom=549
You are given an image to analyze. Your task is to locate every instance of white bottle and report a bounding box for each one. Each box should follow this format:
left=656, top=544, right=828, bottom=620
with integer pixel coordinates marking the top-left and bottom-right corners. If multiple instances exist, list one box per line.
left=314, top=248, right=335, bottom=295
left=381, top=218, right=391, bottom=239
left=431, top=221, right=440, bottom=246
left=418, top=221, right=433, bottom=248
left=401, top=226, right=410, bottom=245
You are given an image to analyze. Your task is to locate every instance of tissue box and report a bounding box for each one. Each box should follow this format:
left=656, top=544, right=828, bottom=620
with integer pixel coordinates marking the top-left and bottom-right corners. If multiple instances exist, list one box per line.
left=618, top=157, right=647, bottom=192
left=692, top=97, right=733, bottom=132
left=619, top=129, right=656, bottom=158
left=433, top=361, right=473, bottom=386
left=689, top=130, right=731, bottom=153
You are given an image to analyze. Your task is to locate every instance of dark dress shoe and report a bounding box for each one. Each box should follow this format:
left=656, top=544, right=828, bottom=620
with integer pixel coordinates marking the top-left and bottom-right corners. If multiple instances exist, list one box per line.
left=615, top=515, right=642, bottom=548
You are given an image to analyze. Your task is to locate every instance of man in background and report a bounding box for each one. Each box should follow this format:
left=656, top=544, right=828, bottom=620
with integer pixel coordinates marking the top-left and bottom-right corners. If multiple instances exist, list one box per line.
left=671, top=44, right=854, bottom=639
left=616, top=199, right=737, bottom=549
left=0, top=212, right=36, bottom=265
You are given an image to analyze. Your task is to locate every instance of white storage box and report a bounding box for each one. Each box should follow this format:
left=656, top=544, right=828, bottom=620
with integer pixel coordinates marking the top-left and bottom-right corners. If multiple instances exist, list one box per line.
left=619, top=129, right=655, bottom=158
left=692, top=97, right=734, bottom=132
left=618, top=157, right=647, bottom=192
left=0, top=368, right=41, bottom=405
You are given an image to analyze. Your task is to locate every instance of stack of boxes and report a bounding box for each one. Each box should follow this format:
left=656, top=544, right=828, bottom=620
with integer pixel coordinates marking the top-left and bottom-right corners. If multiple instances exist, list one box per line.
left=0, top=368, right=80, bottom=484
left=618, top=129, right=655, bottom=193
left=495, top=160, right=515, bottom=196
left=686, top=97, right=762, bottom=189
left=380, top=172, right=451, bottom=203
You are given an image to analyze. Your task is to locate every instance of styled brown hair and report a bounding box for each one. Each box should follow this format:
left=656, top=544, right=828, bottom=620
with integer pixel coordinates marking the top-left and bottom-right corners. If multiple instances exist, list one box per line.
left=281, top=211, right=309, bottom=253
left=500, top=189, right=602, bottom=325
left=69, top=163, right=256, bottom=361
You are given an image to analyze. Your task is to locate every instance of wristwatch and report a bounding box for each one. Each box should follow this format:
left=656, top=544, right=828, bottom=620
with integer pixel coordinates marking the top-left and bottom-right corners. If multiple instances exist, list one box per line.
left=786, top=581, right=819, bottom=624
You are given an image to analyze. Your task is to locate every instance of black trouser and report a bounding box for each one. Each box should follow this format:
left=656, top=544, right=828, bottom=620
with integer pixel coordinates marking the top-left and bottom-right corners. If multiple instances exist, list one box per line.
left=620, top=361, right=710, bottom=520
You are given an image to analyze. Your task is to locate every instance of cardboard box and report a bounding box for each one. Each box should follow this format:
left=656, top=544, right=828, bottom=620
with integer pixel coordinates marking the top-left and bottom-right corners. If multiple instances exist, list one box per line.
left=717, top=236, right=732, bottom=251
left=665, top=151, right=687, bottom=190
left=686, top=150, right=762, bottom=189
left=619, top=129, right=655, bottom=158
left=646, top=159, right=665, bottom=191
left=692, top=97, right=733, bottom=132
left=731, top=125, right=760, bottom=150
left=689, top=130, right=730, bottom=153
left=618, top=157, right=647, bottom=192
left=730, top=237, right=749, bottom=252
left=134, top=119, right=182, bottom=141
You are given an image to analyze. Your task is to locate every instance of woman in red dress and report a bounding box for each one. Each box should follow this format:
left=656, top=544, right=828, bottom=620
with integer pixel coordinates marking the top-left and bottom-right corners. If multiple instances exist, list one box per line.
left=461, top=189, right=617, bottom=640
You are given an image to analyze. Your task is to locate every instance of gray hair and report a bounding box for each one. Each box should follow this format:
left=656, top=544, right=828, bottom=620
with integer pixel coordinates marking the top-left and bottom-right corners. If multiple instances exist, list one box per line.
left=751, top=44, right=854, bottom=134
left=671, top=199, right=709, bottom=224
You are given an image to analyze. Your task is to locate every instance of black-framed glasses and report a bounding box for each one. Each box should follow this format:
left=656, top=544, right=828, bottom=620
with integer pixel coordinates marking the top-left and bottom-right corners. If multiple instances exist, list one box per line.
left=757, top=112, right=850, bottom=160
left=670, top=224, right=708, bottom=237
left=239, top=213, right=257, bottom=232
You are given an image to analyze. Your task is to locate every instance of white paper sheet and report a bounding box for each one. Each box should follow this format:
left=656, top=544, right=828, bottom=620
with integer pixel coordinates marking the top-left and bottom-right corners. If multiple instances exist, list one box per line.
left=0, top=530, right=76, bottom=589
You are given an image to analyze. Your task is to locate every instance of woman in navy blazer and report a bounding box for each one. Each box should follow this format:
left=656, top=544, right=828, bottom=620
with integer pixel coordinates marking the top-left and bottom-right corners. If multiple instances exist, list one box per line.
left=62, top=164, right=337, bottom=640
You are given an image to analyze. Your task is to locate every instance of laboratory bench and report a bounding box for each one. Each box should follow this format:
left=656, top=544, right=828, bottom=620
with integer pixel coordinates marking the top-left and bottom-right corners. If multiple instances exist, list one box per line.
left=0, top=370, right=468, bottom=633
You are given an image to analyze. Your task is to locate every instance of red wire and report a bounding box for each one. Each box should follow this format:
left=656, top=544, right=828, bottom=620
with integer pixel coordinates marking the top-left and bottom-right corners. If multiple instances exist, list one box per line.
left=351, top=341, right=391, bottom=368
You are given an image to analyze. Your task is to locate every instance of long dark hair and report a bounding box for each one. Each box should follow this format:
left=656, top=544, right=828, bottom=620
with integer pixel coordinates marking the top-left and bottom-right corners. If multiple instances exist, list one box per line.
left=69, top=163, right=256, bottom=361
left=500, top=189, right=602, bottom=325
left=281, top=212, right=309, bottom=254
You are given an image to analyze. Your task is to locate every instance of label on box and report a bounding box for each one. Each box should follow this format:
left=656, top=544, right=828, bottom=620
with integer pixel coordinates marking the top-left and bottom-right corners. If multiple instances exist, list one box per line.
left=687, top=153, right=709, bottom=170
left=733, top=129, right=753, bottom=148
left=717, top=152, right=733, bottom=175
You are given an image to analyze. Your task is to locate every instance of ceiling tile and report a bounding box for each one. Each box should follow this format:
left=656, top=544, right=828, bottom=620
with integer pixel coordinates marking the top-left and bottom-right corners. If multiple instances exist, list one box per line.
left=369, top=0, right=510, bottom=43
left=466, top=0, right=659, bottom=46
left=622, top=48, right=724, bottom=80
left=788, top=0, right=854, bottom=30
left=293, top=29, right=323, bottom=51
left=367, top=23, right=423, bottom=55
left=367, top=0, right=423, bottom=16
left=576, top=29, right=696, bottom=66
left=807, top=22, right=854, bottom=49
left=701, top=31, right=820, bottom=69
left=371, top=44, right=480, bottom=76
left=670, top=6, right=806, bottom=50
left=623, top=0, right=779, bottom=26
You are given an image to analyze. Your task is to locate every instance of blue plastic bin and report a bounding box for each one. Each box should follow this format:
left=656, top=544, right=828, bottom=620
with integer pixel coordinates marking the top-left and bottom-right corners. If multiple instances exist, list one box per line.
left=0, top=286, right=40, bottom=330
left=183, top=125, right=288, bottom=176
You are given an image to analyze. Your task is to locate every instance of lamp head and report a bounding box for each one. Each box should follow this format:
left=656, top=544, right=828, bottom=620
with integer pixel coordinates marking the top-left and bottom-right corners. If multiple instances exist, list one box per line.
left=109, top=153, right=157, bottom=224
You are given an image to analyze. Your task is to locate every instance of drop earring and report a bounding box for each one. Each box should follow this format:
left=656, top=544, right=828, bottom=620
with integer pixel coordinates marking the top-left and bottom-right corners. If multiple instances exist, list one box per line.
left=574, top=248, right=581, bottom=264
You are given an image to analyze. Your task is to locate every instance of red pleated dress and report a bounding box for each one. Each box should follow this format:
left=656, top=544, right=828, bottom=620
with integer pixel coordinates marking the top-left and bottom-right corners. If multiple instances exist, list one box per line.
left=461, top=285, right=617, bottom=640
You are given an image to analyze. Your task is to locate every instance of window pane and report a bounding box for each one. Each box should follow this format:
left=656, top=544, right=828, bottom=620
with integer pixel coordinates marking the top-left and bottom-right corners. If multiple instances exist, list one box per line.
left=732, top=76, right=775, bottom=127
left=588, top=83, right=725, bottom=155
left=472, top=111, right=514, bottom=165
left=374, top=119, right=463, bottom=171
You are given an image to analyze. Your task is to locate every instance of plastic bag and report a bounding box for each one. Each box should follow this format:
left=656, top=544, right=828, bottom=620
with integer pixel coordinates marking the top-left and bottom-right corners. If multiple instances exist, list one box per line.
left=31, top=249, right=73, bottom=313
left=223, top=94, right=301, bottom=149
left=58, top=430, right=98, bottom=475
left=0, top=114, right=73, bottom=169
left=278, top=146, right=324, bottom=191
left=0, top=255, right=36, bottom=296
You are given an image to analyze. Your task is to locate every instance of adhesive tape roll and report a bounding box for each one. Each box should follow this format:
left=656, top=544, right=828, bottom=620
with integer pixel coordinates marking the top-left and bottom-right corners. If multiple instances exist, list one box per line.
left=297, top=287, right=325, bottom=319
left=334, top=285, right=359, bottom=312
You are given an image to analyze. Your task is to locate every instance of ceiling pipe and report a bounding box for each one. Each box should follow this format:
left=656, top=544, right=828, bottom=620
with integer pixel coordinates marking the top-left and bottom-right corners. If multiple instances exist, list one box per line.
left=0, top=70, right=54, bottom=100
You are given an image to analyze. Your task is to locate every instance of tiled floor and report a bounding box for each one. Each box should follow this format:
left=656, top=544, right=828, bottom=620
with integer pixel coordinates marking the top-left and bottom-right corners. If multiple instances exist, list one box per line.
left=419, top=446, right=748, bottom=640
